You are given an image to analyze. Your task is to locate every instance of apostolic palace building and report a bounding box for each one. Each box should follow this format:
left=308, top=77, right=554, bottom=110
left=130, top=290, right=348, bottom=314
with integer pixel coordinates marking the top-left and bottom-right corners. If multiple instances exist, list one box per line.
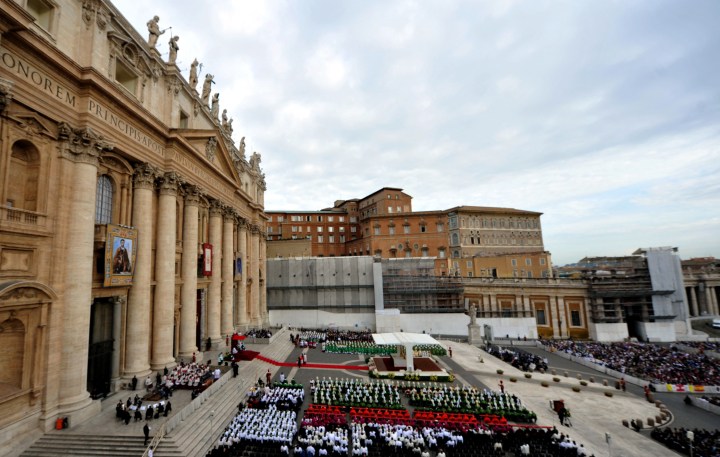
left=0, top=0, right=268, bottom=442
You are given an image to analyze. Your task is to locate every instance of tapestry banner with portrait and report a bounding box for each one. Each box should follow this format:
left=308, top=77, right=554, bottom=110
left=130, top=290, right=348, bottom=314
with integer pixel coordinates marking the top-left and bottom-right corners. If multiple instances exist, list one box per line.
left=104, top=224, right=138, bottom=286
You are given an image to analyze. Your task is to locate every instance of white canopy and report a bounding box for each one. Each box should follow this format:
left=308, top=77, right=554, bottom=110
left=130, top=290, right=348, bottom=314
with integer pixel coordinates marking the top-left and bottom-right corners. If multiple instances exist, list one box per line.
left=372, top=332, right=439, bottom=346
left=370, top=332, right=440, bottom=371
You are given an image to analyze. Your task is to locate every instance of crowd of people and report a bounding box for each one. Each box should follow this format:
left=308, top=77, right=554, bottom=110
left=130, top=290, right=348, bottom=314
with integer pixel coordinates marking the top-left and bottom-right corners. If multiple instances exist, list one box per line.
left=651, top=427, right=720, bottom=457
left=310, top=378, right=403, bottom=410
left=245, top=384, right=305, bottom=411
left=541, top=340, right=720, bottom=385
left=165, top=361, right=213, bottom=389
left=115, top=394, right=172, bottom=425
left=406, top=384, right=536, bottom=423
left=245, top=328, right=274, bottom=339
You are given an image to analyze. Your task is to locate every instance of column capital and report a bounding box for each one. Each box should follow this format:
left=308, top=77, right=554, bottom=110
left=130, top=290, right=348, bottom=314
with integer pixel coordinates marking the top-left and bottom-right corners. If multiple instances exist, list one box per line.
left=58, top=122, right=113, bottom=166
left=133, top=163, right=159, bottom=189
left=236, top=217, right=249, bottom=229
left=250, top=224, right=262, bottom=235
left=209, top=199, right=225, bottom=216
left=182, top=184, right=202, bottom=206
left=223, top=206, right=238, bottom=221
left=158, top=171, right=182, bottom=195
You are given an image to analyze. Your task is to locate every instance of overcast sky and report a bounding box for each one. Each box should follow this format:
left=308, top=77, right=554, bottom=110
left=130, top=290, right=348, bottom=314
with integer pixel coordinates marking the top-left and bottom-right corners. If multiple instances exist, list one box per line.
left=113, top=0, right=719, bottom=266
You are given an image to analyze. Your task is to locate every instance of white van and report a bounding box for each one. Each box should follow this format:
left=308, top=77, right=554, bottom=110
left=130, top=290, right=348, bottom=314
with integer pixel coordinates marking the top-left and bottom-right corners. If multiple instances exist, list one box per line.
left=712, top=319, right=720, bottom=329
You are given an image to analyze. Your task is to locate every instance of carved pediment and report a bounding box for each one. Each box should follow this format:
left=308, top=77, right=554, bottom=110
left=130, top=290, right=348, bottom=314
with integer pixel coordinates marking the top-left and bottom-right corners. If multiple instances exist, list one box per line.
left=6, top=112, right=55, bottom=138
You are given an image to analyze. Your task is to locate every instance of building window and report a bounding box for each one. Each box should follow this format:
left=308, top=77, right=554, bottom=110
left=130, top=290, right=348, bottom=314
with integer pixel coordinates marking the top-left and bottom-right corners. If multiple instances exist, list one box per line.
left=317, top=227, right=323, bottom=233
left=536, top=309, right=547, bottom=325
left=317, top=215, right=323, bottom=222
left=525, top=258, right=532, bottom=266
left=374, top=227, right=380, bottom=235
left=389, top=226, right=395, bottom=235
left=329, top=235, right=335, bottom=243
left=436, top=223, right=444, bottom=232
left=452, top=250, right=460, bottom=258
left=340, top=235, right=345, bottom=243
left=466, top=261, right=472, bottom=268
left=115, top=58, right=139, bottom=94
left=451, top=233, right=459, bottom=245
left=467, top=271, right=473, bottom=277
left=339, top=216, right=345, bottom=222
left=541, top=270, right=549, bottom=278
left=388, top=207, right=393, bottom=213
left=350, top=217, right=357, bottom=223
left=526, top=271, right=533, bottom=278
left=421, top=247, right=428, bottom=257
left=277, top=216, right=284, bottom=222
left=571, top=310, right=582, bottom=327
left=179, top=110, right=189, bottom=128
left=317, top=235, right=323, bottom=243
left=27, top=0, right=55, bottom=31
left=351, top=226, right=357, bottom=233
left=328, top=227, right=334, bottom=233
left=328, top=216, right=334, bottom=222
left=403, top=225, right=410, bottom=234
left=339, top=226, right=345, bottom=232
left=438, top=249, right=446, bottom=258
left=540, top=258, right=546, bottom=265
left=511, top=259, right=517, bottom=267
left=95, top=175, right=114, bottom=224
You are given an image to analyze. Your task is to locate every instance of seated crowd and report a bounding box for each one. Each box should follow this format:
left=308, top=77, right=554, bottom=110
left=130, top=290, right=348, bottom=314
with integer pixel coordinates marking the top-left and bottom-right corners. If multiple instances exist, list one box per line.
left=406, top=384, right=536, bottom=423
left=651, top=427, right=720, bottom=457
left=115, top=394, right=172, bottom=424
left=246, top=384, right=305, bottom=411
left=245, top=328, right=274, bottom=339
left=166, top=361, right=212, bottom=389
left=311, top=378, right=403, bottom=409
left=541, top=340, right=720, bottom=386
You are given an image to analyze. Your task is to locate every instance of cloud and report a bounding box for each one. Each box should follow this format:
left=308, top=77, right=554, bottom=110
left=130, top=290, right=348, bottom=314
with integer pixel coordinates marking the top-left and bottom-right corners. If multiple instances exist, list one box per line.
left=112, top=0, right=720, bottom=265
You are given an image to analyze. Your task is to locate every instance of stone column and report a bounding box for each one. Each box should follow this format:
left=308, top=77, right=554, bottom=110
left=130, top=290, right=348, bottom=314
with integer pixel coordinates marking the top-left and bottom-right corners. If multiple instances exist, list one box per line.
left=709, top=285, right=719, bottom=316
left=556, top=296, right=566, bottom=338
left=179, top=185, right=200, bottom=358
left=207, top=200, right=223, bottom=348
left=250, top=224, right=261, bottom=325
left=221, top=210, right=235, bottom=337
left=236, top=218, right=249, bottom=328
left=151, top=172, right=181, bottom=370
left=56, top=125, right=107, bottom=412
left=125, top=163, right=157, bottom=378
left=689, top=287, right=699, bottom=317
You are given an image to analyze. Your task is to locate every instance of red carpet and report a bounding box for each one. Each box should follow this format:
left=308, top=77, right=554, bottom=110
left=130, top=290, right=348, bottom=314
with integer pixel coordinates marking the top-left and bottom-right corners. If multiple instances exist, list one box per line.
left=256, top=354, right=368, bottom=371
left=236, top=350, right=260, bottom=361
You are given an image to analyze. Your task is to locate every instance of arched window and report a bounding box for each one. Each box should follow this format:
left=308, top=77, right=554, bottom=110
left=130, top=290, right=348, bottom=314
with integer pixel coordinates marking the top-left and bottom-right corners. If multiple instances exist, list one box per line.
left=95, top=175, right=114, bottom=224
left=451, top=233, right=459, bottom=245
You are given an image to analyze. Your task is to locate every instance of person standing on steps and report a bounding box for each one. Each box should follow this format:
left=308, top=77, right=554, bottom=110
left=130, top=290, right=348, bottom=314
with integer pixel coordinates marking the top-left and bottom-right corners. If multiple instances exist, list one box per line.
left=143, top=423, right=150, bottom=445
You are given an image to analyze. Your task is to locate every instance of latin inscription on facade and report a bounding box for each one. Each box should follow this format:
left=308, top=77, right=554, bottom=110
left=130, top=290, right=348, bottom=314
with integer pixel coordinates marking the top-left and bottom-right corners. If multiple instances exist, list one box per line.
left=88, top=99, right=165, bottom=156
left=173, top=151, right=235, bottom=199
left=0, top=48, right=76, bottom=107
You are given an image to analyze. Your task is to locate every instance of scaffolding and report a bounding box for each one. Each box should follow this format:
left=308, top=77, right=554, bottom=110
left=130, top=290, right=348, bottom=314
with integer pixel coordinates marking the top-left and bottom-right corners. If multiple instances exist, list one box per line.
left=382, top=258, right=464, bottom=313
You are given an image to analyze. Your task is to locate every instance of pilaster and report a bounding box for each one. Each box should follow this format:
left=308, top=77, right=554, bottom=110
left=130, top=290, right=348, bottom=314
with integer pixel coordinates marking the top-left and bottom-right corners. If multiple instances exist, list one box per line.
left=236, top=218, right=249, bottom=328
left=221, top=209, right=235, bottom=337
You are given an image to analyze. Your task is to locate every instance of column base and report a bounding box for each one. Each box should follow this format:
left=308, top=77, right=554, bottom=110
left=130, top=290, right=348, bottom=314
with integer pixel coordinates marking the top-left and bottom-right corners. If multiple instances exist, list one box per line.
left=56, top=394, right=101, bottom=430
left=150, top=358, right=178, bottom=372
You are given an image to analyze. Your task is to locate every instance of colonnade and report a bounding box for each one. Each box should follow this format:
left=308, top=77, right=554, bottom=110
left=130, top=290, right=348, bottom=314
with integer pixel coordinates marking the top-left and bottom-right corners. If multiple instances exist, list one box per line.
left=686, top=281, right=720, bottom=317
left=55, top=145, right=266, bottom=414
